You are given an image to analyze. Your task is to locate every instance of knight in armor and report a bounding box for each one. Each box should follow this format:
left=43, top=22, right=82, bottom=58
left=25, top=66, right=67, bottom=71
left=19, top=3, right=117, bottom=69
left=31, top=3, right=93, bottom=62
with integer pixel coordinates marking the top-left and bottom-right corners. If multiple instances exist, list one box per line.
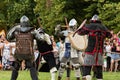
left=7, top=15, right=38, bottom=80
left=76, top=14, right=112, bottom=80
left=34, top=27, right=57, bottom=80
left=57, top=18, right=84, bottom=80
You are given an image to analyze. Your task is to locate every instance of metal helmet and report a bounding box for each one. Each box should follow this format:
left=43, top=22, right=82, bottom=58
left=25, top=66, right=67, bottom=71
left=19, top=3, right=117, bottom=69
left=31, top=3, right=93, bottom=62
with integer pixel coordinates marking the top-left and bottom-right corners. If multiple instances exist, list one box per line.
left=69, top=18, right=77, bottom=31
left=20, top=15, right=29, bottom=23
left=37, top=27, right=44, bottom=33
left=20, top=15, right=30, bottom=27
left=69, top=18, right=77, bottom=27
left=91, top=14, right=99, bottom=21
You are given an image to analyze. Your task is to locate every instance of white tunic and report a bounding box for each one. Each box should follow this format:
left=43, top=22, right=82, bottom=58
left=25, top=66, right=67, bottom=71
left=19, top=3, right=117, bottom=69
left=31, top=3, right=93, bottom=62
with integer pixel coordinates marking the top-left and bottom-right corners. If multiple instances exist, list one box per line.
left=2, top=43, right=11, bottom=65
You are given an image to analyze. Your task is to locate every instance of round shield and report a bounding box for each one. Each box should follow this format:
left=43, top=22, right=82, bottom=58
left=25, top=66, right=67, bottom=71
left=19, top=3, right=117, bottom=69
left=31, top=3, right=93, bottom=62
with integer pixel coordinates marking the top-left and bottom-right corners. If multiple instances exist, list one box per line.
left=68, top=32, right=88, bottom=51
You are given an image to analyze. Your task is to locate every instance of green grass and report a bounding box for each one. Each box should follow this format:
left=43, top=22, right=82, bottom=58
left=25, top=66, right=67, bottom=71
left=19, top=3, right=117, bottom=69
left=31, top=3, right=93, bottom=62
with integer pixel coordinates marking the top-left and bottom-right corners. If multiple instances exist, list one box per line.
left=0, top=70, right=120, bottom=80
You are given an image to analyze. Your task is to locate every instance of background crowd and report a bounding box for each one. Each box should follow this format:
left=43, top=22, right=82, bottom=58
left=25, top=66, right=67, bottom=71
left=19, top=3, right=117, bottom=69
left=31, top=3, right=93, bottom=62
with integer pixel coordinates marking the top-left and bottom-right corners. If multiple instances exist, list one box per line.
left=103, top=30, right=120, bottom=72
left=0, top=30, right=120, bottom=73
left=0, top=30, right=119, bottom=80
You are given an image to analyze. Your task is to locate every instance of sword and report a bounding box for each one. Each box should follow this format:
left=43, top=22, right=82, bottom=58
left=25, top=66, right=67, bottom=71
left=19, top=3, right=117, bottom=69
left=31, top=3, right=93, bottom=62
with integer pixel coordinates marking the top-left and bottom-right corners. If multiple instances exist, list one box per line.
left=64, top=17, right=69, bottom=29
left=37, top=17, right=42, bottom=28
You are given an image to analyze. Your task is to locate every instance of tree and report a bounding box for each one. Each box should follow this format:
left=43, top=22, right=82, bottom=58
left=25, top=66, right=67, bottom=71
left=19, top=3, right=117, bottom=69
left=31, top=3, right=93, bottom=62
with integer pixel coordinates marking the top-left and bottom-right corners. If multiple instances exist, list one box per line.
left=34, top=0, right=90, bottom=35
left=98, top=1, right=120, bottom=33
left=7, top=0, right=36, bottom=26
left=0, top=0, right=9, bottom=31
left=0, top=0, right=120, bottom=34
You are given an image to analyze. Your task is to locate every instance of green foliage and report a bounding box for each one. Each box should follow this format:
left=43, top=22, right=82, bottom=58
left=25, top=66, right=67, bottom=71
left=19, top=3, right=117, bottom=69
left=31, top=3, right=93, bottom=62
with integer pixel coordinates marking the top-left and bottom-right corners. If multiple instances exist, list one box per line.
left=34, top=0, right=91, bottom=34
left=7, top=0, right=36, bottom=26
left=0, top=0, right=120, bottom=33
left=34, top=0, right=67, bottom=34
left=0, top=0, right=9, bottom=30
left=0, top=71, right=120, bottom=80
left=98, top=2, right=120, bottom=33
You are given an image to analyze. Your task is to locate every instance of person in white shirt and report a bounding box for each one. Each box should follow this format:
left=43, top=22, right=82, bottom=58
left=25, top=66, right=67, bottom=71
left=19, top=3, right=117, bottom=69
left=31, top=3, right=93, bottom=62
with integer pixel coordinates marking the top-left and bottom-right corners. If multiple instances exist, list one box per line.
left=104, top=39, right=112, bottom=71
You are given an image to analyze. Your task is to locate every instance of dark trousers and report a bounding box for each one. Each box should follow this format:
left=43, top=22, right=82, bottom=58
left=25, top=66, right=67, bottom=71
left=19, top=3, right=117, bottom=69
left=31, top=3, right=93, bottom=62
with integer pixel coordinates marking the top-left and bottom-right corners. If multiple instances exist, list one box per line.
left=42, top=52, right=56, bottom=69
left=11, top=59, right=38, bottom=80
left=106, top=56, right=111, bottom=71
left=83, top=66, right=103, bottom=79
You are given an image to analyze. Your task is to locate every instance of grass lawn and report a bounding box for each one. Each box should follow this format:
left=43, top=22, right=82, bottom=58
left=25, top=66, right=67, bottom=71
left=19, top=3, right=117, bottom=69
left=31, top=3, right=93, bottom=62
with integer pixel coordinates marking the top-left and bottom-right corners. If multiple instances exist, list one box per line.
left=0, top=70, right=120, bottom=80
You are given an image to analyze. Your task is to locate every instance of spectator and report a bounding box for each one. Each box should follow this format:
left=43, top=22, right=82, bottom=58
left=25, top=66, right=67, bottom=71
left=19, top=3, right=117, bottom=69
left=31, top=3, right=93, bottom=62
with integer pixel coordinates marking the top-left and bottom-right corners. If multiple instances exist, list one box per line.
left=104, top=39, right=112, bottom=71
left=8, top=42, right=16, bottom=70
left=0, top=36, right=12, bottom=70
left=110, top=35, right=120, bottom=72
left=0, top=37, right=4, bottom=69
left=103, top=53, right=107, bottom=72
left=34, top=48, right=40, bottom=70
left=51, top=35, right=59, bottom=68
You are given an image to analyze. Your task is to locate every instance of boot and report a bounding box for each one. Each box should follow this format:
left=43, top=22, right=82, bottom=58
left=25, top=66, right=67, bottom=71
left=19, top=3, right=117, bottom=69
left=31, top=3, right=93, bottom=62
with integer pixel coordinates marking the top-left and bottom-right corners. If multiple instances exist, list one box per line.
left=58, top=76, right=61, bottom=80
left=86, top=75, right=91, bottom=80
left=76, top=77, right=80, bottom=80
left=50, top=67, right=57, bottom=80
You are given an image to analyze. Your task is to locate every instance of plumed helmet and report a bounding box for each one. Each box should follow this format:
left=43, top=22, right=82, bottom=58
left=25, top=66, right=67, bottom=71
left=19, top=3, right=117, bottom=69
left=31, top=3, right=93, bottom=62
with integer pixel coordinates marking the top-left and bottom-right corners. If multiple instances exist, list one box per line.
left=20, top=15, right=30, bottom=27
left=69, top=18, right=77, bottom=27
left=91, top=14, right=99, bottom=21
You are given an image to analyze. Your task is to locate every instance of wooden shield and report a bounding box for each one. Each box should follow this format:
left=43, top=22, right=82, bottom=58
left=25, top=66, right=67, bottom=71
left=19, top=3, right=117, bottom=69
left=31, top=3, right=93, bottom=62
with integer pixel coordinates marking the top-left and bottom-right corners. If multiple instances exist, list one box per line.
left=68, top=32, right=88, bottom=51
